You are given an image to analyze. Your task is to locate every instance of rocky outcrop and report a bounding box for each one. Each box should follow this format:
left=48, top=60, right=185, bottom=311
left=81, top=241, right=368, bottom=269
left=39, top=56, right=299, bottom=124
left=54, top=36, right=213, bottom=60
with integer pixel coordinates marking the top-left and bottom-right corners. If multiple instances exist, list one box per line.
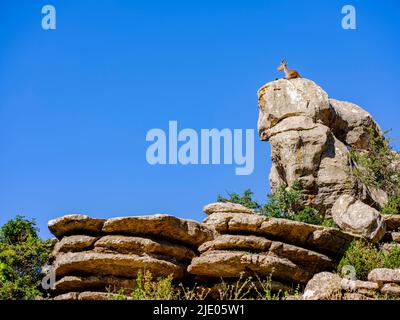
left=303, top=268, right=400, bottom=300
left=257, top=78, right=384, bottom=216
left=187, top=206, right=359, bottom=289
left=48, top=214, right=213, bottom=299
left=331, top=195, right=386, bottom=242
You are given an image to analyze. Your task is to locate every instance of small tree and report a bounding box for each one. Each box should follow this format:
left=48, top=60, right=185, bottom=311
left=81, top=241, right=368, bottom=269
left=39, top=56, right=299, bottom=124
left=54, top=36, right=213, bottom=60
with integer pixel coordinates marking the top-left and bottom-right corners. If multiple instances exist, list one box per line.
left=0, top=216, right=51, bottom=300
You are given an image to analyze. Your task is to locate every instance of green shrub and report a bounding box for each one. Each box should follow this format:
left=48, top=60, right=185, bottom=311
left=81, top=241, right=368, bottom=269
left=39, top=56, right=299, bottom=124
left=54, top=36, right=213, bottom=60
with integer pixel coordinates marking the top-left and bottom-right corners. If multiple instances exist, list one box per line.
left=338, top=240, right=400, bottom=281
left=0, top=216, right=51, bottom=300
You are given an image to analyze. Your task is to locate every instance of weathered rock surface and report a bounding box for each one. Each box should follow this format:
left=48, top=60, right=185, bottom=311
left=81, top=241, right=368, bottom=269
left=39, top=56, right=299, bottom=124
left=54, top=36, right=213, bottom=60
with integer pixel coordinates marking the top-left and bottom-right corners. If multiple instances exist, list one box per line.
left=368, top=268, right=400, bottom=285
left=385, top=215, right=400, bottom=232
left=94, top=235, right=196, bottom=263
left=188, top=250, right=312, bottom=284
left=303, top=270, right=400, bottom=300
left=54, top=252, right=185, bottom=279
left=52, top=235, right=98, bottom=255
left=331, top=195, right=386, bottom=242
left=203, top=202, right=255, bottom=215
left=204, top=212, right=358, bottom=255
left=54, top=275, right=136, bottom=293
left=198, top=234, right=272, bottom=253
left=391, top=232, right=400, bottom=243
left=102, top=214, right=213, bottom=247
left=48, top=215, right=105, bottom=239
left=302, top=272, right=342, bottom=300
left=257, top=78, right=383, bottom=215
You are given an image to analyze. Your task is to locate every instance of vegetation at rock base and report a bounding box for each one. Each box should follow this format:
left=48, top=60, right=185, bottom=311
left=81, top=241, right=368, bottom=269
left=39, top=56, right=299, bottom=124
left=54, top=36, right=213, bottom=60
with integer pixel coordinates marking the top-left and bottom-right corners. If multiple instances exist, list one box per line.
left=0, top=216, right=51, bottom=300
left=337, top=240, right=400, bottom=281
left=218, top=184, right=336, bottom=227
left=108, top=271, right=297, bottom=300
left=349, top=128, right=400, bottom=215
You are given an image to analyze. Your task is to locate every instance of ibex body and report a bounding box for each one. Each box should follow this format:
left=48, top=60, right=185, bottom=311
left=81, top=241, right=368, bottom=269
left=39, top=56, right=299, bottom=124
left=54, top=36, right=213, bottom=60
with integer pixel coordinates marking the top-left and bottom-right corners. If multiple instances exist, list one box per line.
left=277, top=59, right=301, bottom=80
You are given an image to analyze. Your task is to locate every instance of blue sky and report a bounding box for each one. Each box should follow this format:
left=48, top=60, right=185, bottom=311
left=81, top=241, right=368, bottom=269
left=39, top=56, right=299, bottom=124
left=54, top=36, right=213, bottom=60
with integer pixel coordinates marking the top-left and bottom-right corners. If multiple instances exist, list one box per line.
left=1, top=0, right=399, bottom=239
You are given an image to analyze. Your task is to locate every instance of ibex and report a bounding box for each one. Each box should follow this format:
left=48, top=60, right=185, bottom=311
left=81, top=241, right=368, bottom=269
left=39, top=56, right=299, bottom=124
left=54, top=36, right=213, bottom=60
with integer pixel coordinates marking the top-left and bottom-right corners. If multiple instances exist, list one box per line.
left=277, top=59, right=301, bottom=80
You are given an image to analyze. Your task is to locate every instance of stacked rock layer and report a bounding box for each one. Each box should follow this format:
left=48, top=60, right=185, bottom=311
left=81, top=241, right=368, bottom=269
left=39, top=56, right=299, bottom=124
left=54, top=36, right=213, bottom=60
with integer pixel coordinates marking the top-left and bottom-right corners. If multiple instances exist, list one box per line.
left=47, top=214, right=213, bottom=300
left=303, top=268, right=400, bottom=300
left=187, top=203, right=360, bottom=290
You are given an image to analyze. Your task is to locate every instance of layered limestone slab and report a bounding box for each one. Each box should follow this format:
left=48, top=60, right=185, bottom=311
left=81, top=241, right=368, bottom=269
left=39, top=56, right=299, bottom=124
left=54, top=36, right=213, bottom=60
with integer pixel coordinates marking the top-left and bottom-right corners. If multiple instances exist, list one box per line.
left=54, top=252, right=185, bottom=279
left=198, top=234, right=333, bottom=273
left=54, top=275, right=137, bottom=293
left=385, top=215, right=400, bottom=232
left=188, top=250, right=312, bottom=284
left=53, top=291, right=129, bottom=300
left=205, top=212, right=358, bottom=255
left=48, top=215, right=105, bottom=239
left=93, top=235, right=196, bottom=263
left=332, top=194, right=386, bottom=243
left=102, top=214, right=213, bottom=247
left=203, top=202, right=255, bottom=215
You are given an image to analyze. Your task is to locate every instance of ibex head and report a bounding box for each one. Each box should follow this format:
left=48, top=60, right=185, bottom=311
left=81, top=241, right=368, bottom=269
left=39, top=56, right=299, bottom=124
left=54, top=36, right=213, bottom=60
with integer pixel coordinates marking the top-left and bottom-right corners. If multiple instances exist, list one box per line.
left=277, top=59, right=287, bottom=71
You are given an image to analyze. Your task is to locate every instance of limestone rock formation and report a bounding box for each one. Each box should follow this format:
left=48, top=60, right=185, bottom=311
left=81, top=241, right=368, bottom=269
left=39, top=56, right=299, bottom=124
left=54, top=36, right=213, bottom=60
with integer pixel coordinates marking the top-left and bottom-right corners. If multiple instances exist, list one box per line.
left=257, top=78, right=384, bottom=215
left=302, top=272, right=342, bottom=300
left=47, top=213, right=213, bottom=299
left=331, top=195, right=386, bottom=242
left=187, top=207, right=359, bottom=289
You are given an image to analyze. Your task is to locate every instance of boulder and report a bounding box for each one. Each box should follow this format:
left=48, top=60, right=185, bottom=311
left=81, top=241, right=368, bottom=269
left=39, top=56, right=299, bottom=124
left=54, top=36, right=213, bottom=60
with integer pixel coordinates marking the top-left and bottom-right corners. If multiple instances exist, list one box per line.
left=53, top=252, right=185, bottom=279
left=52, top=235, right=98, bottom=255
left=331, top=195, right=386, bottom=242
left=368, top=268, right=400, bottom=285
left=102, top=214, right=213, bottom=247
left=54, top=275, right=136, bottom=293
left=329, top=99, right=381, bottom=150
left=48, top=215, right=105, bottom=239
left=205, top=212, right=358, bottom=255
left=188, top=250, right=312, bottom=284
left=302, top=272, right=342, bottom=300
left=93, top=235, right=196, bottom=263
left=203, top=202, right=255, bottom=215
